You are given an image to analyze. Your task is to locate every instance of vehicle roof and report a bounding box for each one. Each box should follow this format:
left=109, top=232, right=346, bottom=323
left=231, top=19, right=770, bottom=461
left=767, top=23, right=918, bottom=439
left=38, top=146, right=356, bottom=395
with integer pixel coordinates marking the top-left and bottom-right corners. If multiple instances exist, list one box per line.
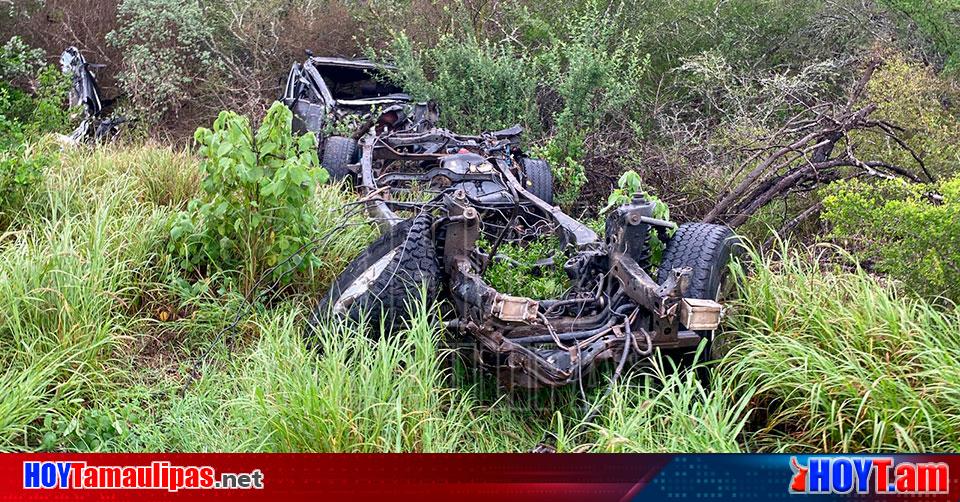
left=307, top=57, right=396, bottom=70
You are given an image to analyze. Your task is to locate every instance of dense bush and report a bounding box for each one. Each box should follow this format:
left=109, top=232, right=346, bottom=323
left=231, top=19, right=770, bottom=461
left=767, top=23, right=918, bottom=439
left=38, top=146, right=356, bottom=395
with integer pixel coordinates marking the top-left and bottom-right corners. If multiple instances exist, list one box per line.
left=823, top=176, right=960, bottom=302
left=107, top=0, right=217, bottom=121
left=534, top=1, right=649, bottom=206
left=383, top=32, right=539, bottom=135
left=170, top=102, right=327, bottom=293
left=857, top=54, right=960, bottom=180
left=0, top=141, right=53, bottom=230
left=0, top=37, right=71, bottom=230
left=878, top=0, right=960, bottom=74
left=0, top=36, right=44, bottom=82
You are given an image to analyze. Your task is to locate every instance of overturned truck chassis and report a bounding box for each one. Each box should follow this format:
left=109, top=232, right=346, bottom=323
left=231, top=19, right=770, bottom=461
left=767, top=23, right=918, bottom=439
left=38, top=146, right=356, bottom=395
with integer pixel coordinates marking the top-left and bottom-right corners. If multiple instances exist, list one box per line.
left=355, top=129, right=723, bottom=389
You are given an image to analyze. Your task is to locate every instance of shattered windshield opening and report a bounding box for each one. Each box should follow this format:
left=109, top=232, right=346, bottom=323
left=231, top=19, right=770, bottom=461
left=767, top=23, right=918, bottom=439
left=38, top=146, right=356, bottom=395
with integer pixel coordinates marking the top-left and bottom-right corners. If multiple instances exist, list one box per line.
left=316, top=65, right=404, bottom=101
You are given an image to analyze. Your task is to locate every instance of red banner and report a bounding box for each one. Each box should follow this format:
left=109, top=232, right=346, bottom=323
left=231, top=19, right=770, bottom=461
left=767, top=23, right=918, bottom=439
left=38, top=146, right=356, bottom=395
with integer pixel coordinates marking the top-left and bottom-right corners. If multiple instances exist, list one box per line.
left=3, top=453, right=669, bottom=501
left=2, top=453, right=959, bottom=501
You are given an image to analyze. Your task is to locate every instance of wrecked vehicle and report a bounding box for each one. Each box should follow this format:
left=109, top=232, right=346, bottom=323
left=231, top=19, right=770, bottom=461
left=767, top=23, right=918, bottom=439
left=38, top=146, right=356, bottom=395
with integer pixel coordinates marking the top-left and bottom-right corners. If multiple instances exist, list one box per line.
left=59, top=47, right=128, bottom=142
left=281, top=55, right=437, bottom=180
left=311, top=126, right=741, bottom=389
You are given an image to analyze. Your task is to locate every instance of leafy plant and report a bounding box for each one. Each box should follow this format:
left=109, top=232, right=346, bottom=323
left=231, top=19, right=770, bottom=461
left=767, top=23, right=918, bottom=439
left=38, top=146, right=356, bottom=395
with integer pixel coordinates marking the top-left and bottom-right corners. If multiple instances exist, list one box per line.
left=108, top=0, right=218, bottom=121
left=534, top=131, right=587, bottom=208
left=379, top=1, right=649, bottom=209
left=27, top=66, right=72, bottom=135
left=0, top=142, right=48, bottom=230
left=0, top=37, right=72, bottom=149
left=0, top=36, right=44, bottom=82
left=380, top=32, right=539, bottom=135
left=321, top=112, right=367, bottom=138
left=482, top=236, right=569, bottom=299
left=170, top=101, right=327, bottom=293
left=878, top=0, right=960, bottom=74
left=40, top=406, right=142, bottom=452
left=535, top=0, right=650, bottom=206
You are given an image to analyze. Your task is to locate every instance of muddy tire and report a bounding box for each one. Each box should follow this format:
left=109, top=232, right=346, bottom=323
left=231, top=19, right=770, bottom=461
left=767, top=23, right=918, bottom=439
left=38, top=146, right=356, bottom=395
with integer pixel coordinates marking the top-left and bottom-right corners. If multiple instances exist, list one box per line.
left=522, top=158, right=553, bottom=205
left=308, top=213, right=440, bottom=339
left=321, top=136, right=357, bottom=183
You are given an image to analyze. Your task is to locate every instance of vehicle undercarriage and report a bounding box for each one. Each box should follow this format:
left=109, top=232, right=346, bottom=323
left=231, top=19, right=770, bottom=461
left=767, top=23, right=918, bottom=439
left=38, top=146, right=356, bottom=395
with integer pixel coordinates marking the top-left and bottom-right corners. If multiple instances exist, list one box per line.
left=313, top=126, right=740, bottom=389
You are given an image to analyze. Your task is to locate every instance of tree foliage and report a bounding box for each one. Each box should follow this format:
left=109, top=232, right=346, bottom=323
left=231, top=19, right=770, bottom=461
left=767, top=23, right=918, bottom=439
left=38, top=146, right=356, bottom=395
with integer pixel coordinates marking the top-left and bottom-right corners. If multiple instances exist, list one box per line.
left=823, top=176, right=960, bottom=301
left=170, top=101, right=327, bottom=292
left=107, top=0, right=217, bottom=120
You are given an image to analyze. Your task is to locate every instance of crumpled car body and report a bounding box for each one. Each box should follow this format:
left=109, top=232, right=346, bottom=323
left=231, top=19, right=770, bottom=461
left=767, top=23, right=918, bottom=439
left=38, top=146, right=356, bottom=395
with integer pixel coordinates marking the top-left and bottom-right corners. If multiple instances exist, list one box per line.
left=313, top=126, right=742, bottom=389
left=59, top=47, right=128, bottom=143
left=281, top=56, right=436, bottom=144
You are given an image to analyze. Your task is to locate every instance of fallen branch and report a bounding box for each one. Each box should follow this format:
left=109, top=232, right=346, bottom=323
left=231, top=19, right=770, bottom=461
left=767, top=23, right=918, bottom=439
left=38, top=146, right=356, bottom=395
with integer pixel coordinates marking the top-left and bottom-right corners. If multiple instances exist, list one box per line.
left=704, top=59, right=925, bottom=228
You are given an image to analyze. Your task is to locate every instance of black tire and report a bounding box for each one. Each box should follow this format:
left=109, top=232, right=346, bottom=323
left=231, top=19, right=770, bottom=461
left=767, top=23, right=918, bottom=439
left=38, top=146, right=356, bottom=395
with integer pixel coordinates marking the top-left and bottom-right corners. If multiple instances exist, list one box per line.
left=308, top=213, right=440, bottom=339
left=658, top=223, right=740, bottom=306
left=657, top=222, right=742, bottom=380
left=321, top=136, right=357, bottom=183
left=522, top=158, right=553, bottom=205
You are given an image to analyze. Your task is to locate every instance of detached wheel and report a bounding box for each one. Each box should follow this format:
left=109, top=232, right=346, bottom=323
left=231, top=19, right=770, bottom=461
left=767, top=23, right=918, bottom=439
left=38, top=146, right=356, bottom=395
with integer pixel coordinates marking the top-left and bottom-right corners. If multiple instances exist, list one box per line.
left=321, top=136, right=357, bottom=183
left=308, top=213, right=440, bottom=339
left=522, top=158, right=553, bottom=205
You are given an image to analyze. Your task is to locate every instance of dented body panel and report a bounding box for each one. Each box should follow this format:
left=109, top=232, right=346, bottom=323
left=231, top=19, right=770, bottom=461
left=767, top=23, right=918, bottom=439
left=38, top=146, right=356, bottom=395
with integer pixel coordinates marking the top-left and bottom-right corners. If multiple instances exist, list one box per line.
left=281, top=56, right=434, bottom=141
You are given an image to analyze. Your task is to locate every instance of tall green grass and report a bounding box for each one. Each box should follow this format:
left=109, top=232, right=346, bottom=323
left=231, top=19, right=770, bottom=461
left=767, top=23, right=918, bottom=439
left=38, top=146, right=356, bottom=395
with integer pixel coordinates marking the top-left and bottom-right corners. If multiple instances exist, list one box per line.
left=233, top=300, right=517, bottom=452
left=4, top=142, right=959, bottom=453
left=722, top=244, right=960, bottom=452
left=0, top=141, right=177, bottom=449
left=593, top=353, right=754, bottom=453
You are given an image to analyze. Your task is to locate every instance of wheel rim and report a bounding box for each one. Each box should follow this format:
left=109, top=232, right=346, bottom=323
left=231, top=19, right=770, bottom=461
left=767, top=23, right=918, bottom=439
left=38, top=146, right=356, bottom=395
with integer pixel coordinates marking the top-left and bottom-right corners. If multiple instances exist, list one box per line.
left=333, top=248, right=399, bottom=314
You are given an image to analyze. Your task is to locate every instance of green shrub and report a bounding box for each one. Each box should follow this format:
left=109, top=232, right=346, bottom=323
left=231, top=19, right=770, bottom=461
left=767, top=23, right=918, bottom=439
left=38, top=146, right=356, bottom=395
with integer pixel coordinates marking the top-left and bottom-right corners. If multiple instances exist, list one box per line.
left=856, top=54, right=960, bottom=180
left=536, top=0, right=648, bottom=205
left=27, top=66, right=72, bottom=135
left=822, top=176, right=960, bottom=302
left=170, top=101, right=327, bottom=292
left=0, top=37, right=72, bottom=142
left=0, top=36, right=44, bottom=82
left=878, top=0, right=960, bottom=74
left=108, top=0, right=218, bottom=121
left=0, top=143, right=49, bottom=230
left=534, top=131, right=587, bottom=208
left=0, top=37, right=46, bottom=143
left=382, top=32, right=539, bottom=135
left=0, top=85, right=28, bottom=146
